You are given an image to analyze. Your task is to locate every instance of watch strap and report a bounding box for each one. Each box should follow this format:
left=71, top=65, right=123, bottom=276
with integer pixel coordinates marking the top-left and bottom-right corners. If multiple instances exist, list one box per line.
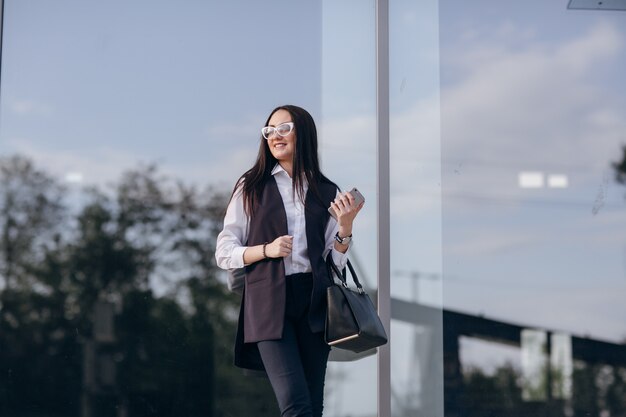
left=334, top=232, right=352, bottom=245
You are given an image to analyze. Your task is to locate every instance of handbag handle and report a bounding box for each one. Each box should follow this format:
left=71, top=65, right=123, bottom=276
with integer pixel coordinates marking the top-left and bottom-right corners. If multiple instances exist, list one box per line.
left=326, top=255, right=365, bottom=294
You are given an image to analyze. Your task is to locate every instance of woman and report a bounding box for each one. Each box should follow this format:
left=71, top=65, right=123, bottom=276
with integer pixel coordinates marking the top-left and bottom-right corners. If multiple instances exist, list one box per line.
left=215, top=104, right=363, bottom=417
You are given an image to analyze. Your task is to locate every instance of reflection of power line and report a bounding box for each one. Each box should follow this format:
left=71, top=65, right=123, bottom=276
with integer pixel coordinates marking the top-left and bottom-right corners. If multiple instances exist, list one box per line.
left=324, top=145, right=601, bottom=173
left=444, top=275, right=626, bottom=292
left=438, top=191, right=626, bottom=210
left=441, top=156, right=597, bottom=173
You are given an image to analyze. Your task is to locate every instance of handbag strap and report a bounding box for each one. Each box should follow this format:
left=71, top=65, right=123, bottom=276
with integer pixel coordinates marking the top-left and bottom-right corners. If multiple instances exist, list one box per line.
left=326, top=254, right=365, bottom=294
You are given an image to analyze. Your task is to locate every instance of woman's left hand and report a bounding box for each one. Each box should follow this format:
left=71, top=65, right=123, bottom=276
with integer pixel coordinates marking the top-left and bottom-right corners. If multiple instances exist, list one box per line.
left=330, top=191, right=364, bottom=232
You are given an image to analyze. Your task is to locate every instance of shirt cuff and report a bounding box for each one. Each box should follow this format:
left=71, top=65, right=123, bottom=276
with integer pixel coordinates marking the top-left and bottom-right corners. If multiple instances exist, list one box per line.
left=331, top=244, right=350, bottom=269
left=231, top=246, right=247, bottom=269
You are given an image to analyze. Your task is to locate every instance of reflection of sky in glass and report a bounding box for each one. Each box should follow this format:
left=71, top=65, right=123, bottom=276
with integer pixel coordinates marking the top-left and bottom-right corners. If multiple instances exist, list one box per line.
left=0, top=0, right=323, bottom=190
left=0, top=1, right=381, bottom=416
left=440, top=0, right=626, bottom=376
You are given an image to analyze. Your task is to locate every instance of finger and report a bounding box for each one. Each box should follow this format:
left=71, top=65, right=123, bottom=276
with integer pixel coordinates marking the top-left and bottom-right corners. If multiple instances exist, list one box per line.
left=332, top=201, right=345, bottom=217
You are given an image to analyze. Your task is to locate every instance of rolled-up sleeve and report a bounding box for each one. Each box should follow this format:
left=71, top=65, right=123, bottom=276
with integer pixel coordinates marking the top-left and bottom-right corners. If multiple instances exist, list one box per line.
left=215, top=187, right=249, bottom=270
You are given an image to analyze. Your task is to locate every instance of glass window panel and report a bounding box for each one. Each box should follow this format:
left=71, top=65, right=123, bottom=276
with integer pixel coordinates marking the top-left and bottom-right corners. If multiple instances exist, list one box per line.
left=321, top=1, right=378, bottom=416
left=440, top=1, right=626, bottom=416
left=0, top=1, right=380, bottom=416
left=390, top=0, right=444, bottom=416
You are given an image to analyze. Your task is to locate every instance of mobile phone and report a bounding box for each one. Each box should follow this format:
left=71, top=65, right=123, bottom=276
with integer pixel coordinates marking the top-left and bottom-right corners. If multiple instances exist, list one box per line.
left=328, top=187, right=365, bottom=219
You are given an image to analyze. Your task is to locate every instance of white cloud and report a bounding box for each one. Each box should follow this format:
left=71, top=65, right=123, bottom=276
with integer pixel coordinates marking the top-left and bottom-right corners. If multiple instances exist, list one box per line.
left=445, top=229, right=540, bottom=257
left=9, top=99, right=54, bottom=116
left=5, top=138, right=136, bottom=187
left=438, top=21, right=626, bottom=343
left=204, top=114, right=261, bottom=142
left=442, top=21, right=625, bottom=177
left=320, top=97, right=443, bottom=217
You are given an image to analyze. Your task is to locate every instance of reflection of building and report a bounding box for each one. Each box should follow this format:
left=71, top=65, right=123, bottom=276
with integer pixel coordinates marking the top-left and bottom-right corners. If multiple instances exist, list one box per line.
left=82, top=299, right=123, bottom=417
left=392, top=298, right=626, bottom=417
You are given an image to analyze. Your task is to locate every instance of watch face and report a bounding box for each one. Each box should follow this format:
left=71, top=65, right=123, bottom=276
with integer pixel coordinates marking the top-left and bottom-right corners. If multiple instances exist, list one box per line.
left=335, top=233, right=351, bottom=244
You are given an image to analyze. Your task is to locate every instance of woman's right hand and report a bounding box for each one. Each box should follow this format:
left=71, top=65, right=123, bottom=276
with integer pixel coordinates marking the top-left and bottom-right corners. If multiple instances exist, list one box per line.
left=266, top=235, right=293, bottom=258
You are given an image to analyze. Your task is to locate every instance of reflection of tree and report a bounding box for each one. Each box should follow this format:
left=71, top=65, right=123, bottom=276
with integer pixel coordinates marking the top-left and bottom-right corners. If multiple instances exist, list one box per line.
left=0, top=155, right=65, bottom=290
left=461, top=363, right=523, bottom=417
left=0, top=155, right=277, bottom=417
left=460, top=361, right=626, bottom=417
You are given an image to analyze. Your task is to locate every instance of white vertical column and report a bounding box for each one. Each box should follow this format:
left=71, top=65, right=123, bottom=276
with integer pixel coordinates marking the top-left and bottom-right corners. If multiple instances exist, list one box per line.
left=376, top=0, right=391, bottom=416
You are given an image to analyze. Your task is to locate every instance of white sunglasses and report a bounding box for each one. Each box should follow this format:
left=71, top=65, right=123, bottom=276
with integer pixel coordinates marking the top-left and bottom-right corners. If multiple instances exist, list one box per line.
left=261, top=122, right=294, bottom=140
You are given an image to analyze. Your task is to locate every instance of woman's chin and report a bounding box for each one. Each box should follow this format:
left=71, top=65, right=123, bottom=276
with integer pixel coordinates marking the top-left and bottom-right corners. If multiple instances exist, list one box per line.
left=272, top=152, right=292, bottom=161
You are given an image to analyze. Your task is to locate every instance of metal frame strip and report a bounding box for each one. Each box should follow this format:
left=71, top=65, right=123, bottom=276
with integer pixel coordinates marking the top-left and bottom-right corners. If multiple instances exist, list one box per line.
left=0, top=0, right=4, bottom=101
left=376, top=0, right=391, bottom=416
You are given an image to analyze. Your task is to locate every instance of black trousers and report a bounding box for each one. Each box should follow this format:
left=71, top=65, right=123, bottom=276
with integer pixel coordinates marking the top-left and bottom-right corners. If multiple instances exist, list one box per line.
left=257, top=273, right=331, bottom=417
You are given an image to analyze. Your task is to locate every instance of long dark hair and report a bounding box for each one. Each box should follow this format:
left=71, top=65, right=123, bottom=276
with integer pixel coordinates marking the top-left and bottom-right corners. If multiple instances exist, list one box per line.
left=234, top=105, right=332, bottom=215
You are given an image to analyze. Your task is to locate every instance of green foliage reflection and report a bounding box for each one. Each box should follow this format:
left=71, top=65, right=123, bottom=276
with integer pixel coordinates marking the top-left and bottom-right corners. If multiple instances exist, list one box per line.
left=0, top=155, right=277, bottom=417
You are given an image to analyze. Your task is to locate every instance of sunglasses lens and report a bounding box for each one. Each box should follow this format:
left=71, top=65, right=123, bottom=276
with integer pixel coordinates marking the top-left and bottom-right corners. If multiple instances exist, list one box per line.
left=276, top=123, right=292, bottom=136
left=261, top=126, right=273, bottom=139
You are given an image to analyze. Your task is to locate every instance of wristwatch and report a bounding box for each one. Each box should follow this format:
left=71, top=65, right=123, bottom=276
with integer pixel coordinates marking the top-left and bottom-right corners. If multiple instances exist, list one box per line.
left=334, top=232, right=352, bottom=245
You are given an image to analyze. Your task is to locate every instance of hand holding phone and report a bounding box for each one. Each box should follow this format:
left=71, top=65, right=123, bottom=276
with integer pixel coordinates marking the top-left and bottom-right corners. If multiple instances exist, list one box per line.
left=328, top=187, right=365, bottom=219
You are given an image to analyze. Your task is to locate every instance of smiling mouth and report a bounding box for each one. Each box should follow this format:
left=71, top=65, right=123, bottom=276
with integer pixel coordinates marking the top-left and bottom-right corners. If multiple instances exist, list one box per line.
left=274, top=143, right=287, bottom=149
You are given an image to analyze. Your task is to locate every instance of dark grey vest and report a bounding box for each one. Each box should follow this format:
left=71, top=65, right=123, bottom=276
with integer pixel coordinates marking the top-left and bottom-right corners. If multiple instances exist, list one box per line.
left=234, top=175, right=337, bottom=371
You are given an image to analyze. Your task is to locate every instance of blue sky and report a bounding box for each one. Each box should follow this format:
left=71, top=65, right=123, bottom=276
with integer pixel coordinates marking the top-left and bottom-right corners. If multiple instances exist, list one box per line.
left=1, top=0, right=323, bottom=187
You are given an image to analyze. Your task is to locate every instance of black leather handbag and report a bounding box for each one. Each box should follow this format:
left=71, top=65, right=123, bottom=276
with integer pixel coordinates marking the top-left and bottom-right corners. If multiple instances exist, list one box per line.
left=324, top=255, right=388, bottom=353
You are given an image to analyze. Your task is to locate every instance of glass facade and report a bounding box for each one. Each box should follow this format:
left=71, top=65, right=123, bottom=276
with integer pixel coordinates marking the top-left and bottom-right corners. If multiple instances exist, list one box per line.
left=0, top=1, right=328, bottom=416
left=440, top=1, right=626, bottom=416
left=321, top=1, right=379, bottom=416
left=389, top=0, right=444, bottom=416
left=1, top=1, right=625, bottom=417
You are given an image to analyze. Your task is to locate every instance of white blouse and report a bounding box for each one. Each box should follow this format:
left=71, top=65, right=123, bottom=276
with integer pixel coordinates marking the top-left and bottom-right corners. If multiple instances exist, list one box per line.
left=215, top=164, right=349, bottom=275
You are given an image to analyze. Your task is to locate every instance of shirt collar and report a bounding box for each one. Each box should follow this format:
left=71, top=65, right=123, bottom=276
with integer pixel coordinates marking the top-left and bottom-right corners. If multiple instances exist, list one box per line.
left=271, top=163, right=287, bottom=176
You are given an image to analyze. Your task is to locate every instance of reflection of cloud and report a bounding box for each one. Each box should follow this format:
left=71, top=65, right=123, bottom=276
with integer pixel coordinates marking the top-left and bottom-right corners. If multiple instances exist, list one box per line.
left=439, top=18, right=626, bottom=344
left=7, top=138, right=136, bottom=186
left=443, top=21, right=626, bottom=183
left=441, top=20, right=626, bottom=259
left=321, top=97, right=442, bottom=217
left=7, top=136, right=257, bottom=191
left=319, top=114, right=376, bottom=155
left=174, top=146, right=257, bottom=190
left=204, top=115, right=261, bottom=142
left=9, top=99, right=54, bottom=116
left=446, top=230, right=539, bottom=257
